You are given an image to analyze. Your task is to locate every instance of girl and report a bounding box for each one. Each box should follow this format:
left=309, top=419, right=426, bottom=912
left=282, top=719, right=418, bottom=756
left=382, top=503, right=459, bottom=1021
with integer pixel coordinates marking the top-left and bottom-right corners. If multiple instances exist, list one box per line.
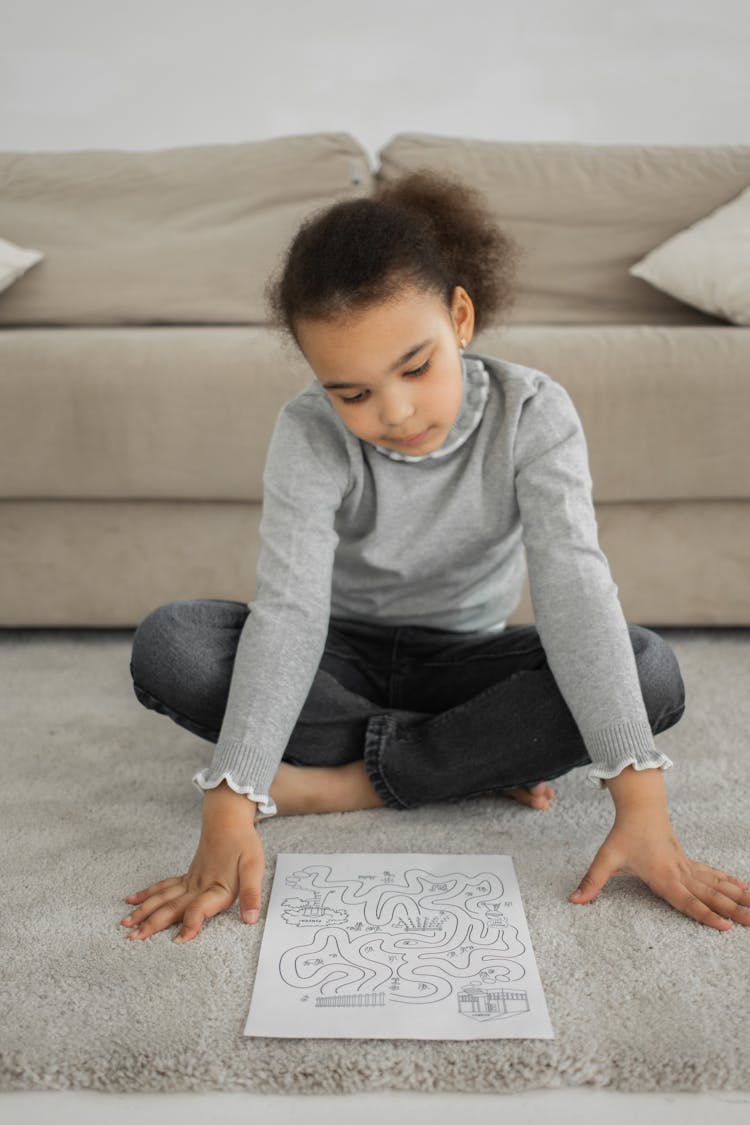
left=124, top=170, right=749, bottom=945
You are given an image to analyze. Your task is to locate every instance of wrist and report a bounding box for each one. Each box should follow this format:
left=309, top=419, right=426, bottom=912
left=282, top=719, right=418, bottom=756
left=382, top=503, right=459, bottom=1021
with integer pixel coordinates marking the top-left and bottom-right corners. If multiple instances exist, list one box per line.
left=604, top=764, right=669, bottom=814
left=202, top=779, right=258, bottom=813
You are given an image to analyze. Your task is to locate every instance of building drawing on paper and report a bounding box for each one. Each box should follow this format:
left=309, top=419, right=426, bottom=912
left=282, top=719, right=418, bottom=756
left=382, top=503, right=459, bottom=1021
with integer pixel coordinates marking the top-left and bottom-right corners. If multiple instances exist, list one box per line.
left=458, top=984, right=530, bottom=1021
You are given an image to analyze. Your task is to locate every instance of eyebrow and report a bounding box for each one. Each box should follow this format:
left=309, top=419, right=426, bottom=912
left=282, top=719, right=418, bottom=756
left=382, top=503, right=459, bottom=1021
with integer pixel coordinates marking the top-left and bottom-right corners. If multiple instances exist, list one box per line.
left=322, top=338, right=432, bottom=390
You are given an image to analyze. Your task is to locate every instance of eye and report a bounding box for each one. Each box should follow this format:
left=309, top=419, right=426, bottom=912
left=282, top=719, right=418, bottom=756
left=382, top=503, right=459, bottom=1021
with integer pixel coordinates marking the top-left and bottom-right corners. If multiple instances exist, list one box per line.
left=340, top=358, right=432, bottom=405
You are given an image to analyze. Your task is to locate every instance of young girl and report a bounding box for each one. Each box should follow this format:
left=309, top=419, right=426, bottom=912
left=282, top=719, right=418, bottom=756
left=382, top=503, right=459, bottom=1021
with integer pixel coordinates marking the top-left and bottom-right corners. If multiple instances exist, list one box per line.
left=124, top=170, right=749, bottom=945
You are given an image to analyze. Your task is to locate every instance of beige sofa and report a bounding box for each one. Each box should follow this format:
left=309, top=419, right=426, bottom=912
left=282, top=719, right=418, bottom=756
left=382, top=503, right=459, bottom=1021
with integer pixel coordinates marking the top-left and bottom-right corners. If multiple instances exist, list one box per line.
left=1, top=132, right=748, bottom=627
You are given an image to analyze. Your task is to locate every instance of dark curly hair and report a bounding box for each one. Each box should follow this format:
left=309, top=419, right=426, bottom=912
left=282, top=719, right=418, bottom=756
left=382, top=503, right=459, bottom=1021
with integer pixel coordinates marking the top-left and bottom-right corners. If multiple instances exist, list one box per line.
left=264, top=168, right=524, bottom=350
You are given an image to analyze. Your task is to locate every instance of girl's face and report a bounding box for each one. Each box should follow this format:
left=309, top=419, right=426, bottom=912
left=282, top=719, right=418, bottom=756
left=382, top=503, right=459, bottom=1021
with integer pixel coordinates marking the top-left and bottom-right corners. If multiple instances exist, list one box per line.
left=295, top=284, right=475, bottom=454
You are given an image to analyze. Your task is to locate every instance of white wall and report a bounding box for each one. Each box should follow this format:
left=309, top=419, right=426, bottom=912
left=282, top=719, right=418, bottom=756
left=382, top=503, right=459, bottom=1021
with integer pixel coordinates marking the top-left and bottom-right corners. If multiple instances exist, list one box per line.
left=1, top=0, right=748, bottom=161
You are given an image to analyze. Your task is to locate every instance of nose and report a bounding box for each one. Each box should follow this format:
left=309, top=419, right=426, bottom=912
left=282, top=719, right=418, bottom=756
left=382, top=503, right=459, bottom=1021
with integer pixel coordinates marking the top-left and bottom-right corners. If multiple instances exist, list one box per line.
left=378, top=386, right=416, bottom=429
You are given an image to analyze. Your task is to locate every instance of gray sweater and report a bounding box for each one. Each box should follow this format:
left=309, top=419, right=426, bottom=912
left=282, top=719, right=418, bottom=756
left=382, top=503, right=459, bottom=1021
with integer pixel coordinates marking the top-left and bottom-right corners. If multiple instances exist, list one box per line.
left=193, top=350, right=673, bottom=817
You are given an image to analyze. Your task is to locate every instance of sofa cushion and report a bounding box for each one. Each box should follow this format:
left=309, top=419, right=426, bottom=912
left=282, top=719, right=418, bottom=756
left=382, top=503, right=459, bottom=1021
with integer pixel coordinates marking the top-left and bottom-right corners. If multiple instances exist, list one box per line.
left=1, top=325, right=747, bottom=504
left=0, top=133, right=373, bottom=326
left=377, top=134, right=750, bottom=326
left=629, top=185, right=750, bottom=326
left=0, top=326, right=311, bottom=500
left=2, top=498, right=747, bottom=627
left=474, top=325, right=750, bottom=502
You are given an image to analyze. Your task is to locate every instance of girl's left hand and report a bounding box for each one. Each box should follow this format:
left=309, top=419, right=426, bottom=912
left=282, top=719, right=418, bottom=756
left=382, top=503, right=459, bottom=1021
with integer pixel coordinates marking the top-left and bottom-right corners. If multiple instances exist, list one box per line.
left=569, top=808, right=750, bottom=931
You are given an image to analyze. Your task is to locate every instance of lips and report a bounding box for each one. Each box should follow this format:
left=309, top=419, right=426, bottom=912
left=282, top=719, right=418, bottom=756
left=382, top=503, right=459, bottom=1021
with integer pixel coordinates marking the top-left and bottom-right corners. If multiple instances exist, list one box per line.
left=393, top=428, right=430, bottom=444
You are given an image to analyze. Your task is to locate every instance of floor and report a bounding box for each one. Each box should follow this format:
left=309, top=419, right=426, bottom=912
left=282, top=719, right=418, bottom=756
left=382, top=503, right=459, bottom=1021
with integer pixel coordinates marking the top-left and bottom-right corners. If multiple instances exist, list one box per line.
left=1, top=1089, right=749, bottom=1123
left=2, top=628, right=748, bottom=1114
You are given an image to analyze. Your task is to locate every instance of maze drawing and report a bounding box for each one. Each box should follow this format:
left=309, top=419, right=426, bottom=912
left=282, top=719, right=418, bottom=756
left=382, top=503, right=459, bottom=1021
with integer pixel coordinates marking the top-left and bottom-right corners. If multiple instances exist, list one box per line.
left=244, top=853, right=554, bottom=1039
left=278, top=862, right=529, bottom=1018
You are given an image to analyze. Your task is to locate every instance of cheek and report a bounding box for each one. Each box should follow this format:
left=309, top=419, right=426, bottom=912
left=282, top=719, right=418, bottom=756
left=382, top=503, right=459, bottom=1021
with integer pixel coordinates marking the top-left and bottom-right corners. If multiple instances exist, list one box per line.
left=338, top=405, right=373, bottom=434
left=438, top=375, right=462, bottom=410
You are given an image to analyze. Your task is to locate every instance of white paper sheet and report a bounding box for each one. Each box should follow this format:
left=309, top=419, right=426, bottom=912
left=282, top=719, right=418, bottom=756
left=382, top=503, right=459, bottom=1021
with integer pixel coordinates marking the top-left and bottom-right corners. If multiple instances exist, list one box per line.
left=243, top=853, right=554, bottom=1040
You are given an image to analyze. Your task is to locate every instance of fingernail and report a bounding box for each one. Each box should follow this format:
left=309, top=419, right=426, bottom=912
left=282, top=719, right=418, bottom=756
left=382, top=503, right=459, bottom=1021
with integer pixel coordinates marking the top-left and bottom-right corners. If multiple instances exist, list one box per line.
left=243, top=909, right=260, bottom=924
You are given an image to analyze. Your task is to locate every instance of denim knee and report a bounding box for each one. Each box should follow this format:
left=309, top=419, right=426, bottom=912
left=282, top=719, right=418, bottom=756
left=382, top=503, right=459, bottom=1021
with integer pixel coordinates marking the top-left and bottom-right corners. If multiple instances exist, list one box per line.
left=130, top=600, right=189, bottom=697
left=629, top=624, right=686, bottom=734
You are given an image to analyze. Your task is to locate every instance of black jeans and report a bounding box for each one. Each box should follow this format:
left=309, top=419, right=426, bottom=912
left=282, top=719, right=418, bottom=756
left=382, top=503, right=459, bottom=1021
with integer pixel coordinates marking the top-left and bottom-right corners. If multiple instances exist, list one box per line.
left=130, top=599, right=686, bottom=811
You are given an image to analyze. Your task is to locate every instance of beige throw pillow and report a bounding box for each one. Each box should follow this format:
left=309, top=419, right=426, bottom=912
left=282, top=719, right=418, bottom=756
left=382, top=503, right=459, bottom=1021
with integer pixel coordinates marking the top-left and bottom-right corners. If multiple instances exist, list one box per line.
left=0, top=236, right=45, bottom=295
left=628, top=186, right=750, bottom=325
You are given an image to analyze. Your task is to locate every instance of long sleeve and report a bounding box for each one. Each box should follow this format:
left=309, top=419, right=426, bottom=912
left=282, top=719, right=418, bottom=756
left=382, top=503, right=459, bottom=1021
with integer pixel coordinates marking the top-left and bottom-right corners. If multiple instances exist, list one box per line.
left=513, top=375, right=674, bottom=789
left=192, top=398, right=349, bottom=816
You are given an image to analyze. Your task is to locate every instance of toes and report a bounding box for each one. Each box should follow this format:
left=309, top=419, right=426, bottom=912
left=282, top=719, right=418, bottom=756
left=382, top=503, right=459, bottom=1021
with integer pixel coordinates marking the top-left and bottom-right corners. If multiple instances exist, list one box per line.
left=509, top=788, right=542, bottom=809
left=524, top=783, right=552, bottom=806
left=500, top=783, right=554, bottom=810
left=527, top=788, right=553, bottom=809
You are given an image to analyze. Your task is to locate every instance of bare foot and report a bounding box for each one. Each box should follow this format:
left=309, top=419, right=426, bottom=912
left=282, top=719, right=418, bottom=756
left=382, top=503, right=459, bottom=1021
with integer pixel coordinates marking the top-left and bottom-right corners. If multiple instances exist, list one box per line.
left=269, top=760, right=385, bottom=817
left=501, top=781, right=555, bottom=810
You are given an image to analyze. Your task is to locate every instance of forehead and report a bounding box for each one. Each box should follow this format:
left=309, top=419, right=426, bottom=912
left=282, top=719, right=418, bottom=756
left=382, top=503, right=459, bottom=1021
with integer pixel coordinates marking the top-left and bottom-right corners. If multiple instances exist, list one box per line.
left=298, top=289, right=448, bottom=375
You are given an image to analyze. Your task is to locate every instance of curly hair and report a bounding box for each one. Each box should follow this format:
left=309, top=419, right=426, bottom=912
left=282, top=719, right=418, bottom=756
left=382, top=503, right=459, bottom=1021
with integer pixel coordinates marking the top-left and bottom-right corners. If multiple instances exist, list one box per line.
left=264, top=168, right=524, bottom=348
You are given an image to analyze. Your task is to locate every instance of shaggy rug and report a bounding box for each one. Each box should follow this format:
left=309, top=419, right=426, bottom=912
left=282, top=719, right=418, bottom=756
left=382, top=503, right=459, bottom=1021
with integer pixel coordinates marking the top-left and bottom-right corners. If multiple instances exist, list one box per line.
left=0, top=627, right=748, bottom=1094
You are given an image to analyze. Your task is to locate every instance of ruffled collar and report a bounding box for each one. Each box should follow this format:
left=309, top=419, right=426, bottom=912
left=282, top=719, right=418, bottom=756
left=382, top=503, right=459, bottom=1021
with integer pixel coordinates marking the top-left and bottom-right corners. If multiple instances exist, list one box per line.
left=370, top=353, right=490, bottom=462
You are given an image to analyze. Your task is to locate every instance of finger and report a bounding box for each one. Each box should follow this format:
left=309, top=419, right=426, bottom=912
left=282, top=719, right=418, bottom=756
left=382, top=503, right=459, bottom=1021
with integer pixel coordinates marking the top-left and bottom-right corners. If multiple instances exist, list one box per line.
left=239, top=861, right=264, bottom=925
left=126, top=895, right=189, bottom=940
left=173, top=888, right=233, bottom=944
left=701, top=864, right=748, bottom=890
left=703, top=867, right=750, bottom=893
left=125, top=876, right=183, bottom=903
left=680, top=891, right=733, bottom=931
left=654, top=878, right=734, bottom=931
left=691, top=872, right=750, bottom=925
left=127, top=886, right=233, bottom=942
left=569, top=853, right=618, bottom=904
left=121, top=883, right=185, bottom=927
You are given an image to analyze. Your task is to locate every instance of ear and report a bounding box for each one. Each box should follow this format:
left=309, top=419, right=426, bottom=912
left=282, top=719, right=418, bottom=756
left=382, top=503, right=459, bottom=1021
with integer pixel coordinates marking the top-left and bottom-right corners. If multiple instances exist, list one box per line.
left=451, top=284, right=475, bottom=344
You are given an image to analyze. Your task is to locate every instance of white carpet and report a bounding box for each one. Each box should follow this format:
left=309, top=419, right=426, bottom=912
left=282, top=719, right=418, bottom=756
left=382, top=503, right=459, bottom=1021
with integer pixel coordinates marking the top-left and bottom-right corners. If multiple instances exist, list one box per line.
left=1, top=627, right=748, bottom=1094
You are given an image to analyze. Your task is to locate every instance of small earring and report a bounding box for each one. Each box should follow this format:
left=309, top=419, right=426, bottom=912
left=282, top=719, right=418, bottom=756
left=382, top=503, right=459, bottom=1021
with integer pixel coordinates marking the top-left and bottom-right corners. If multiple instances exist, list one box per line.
left=459, top=337, right=467, bottom=350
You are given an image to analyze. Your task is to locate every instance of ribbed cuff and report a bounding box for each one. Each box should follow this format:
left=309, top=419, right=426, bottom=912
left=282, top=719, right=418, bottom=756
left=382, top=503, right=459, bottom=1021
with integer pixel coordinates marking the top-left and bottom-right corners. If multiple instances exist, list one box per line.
left=585, top=719, right=674, bottom=790
left=192, top=737, right=281, bottom=818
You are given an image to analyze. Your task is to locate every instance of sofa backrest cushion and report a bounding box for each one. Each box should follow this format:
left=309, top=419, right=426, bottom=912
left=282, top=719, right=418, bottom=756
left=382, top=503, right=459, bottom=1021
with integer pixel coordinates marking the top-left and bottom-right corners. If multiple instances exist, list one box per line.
left=377, top=133, right=750, bottom=326
left=0, top=133, right=373, bottom=326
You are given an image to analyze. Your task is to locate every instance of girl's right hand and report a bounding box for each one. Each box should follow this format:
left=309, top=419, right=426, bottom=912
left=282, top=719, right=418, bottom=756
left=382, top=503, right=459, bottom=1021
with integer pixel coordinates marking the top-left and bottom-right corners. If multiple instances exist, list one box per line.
left=120, top=783, right=265, bottom=943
